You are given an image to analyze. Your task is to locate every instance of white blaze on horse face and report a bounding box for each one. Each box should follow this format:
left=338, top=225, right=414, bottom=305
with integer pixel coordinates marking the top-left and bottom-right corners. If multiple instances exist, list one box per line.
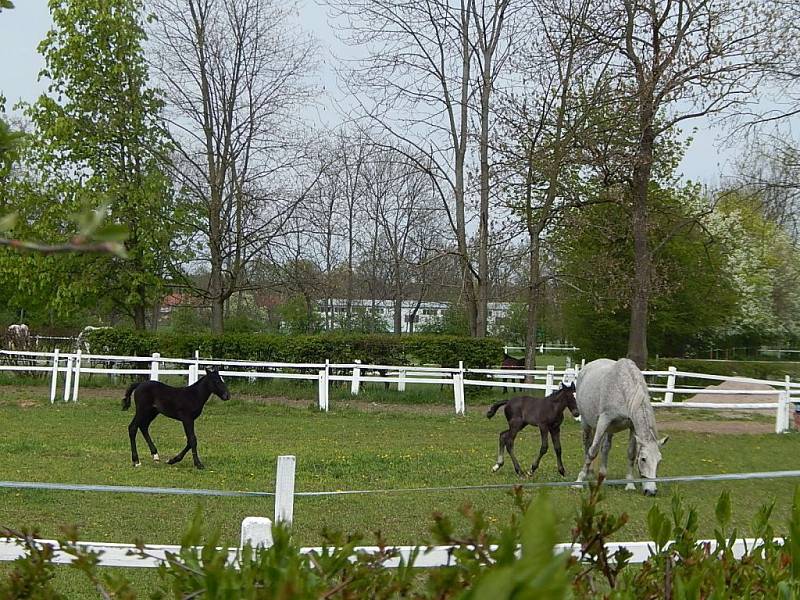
left=637, top=440, right=662, bottom=495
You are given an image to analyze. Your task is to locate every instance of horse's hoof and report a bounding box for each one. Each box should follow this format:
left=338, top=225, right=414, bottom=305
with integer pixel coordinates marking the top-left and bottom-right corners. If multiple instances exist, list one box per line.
left=152, top=454, right=160, bottom=462
left=195, top=463, right=205, bottom=470
left=491, top=464, right=501, bottom=473
left=558, top=468, right=566, bottom=477
left=133, top=462, right=141, bottom=468
left=625, top=483, right=636, bottom=491
left=167, top=457, right=179, bottom=465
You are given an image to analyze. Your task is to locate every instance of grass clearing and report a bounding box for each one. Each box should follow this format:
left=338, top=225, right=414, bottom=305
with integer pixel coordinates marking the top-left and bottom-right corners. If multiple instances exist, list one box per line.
left=1, top=380, right=798, bottom=596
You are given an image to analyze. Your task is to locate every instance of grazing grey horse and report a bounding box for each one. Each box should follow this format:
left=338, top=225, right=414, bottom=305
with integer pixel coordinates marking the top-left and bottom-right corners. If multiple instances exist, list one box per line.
left=575, top=358, right=668, bottom=496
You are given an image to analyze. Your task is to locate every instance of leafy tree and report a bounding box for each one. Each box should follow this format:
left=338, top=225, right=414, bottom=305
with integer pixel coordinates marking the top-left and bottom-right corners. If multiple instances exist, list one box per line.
left=559, top=183, right=739, bottom=359
left=20, top=0, right=177, bottom=329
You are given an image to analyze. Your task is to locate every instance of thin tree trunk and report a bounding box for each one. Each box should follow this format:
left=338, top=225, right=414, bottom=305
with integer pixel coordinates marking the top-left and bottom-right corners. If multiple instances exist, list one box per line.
left=476, top=50, right=491, bottom=338
left=627, top=116, right=655, bottom=369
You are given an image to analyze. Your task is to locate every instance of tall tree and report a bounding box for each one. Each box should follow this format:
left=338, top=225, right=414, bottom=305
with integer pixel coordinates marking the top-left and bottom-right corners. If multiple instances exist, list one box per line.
left=150, top=0, right=318, bottom=333
left=601, top=0, right=774, bottom=367
left=330, top=0, right=515, bottom=337
left=27, top=0, right=174, bottom=329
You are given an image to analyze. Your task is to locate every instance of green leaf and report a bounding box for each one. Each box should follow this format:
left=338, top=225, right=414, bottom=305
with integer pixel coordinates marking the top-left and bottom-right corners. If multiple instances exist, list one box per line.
left=0, top=211, right=17, bottom=232
left=93, top=223, right=129, bottom=242
left=715, top=490, right=731, bottom=530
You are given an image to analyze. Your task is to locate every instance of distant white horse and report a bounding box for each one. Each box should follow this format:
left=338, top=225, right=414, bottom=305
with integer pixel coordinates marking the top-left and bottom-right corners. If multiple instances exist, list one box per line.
left=575, top=358, right=668, bottom=496
left=75, top=325, right=111, bottom=354
left=6, top=324, right=31, bottom=351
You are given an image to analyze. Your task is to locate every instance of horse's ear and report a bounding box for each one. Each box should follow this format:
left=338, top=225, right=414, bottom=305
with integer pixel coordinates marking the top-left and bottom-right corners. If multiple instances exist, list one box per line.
left=659, top=435, right=669, bottom=447
left=205, top=367, right=213, bottom=375
left=569, top=382, right=576, bottom=391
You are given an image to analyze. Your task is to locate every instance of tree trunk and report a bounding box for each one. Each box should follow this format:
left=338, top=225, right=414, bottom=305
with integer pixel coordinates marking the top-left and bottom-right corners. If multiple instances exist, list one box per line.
left=627, top=118, right=655, bottom=369
left=476, top=48, right=491, bottom=338
left=525, top=238, right=540, bottom=371
left=393, top=296, right=402, bottom=335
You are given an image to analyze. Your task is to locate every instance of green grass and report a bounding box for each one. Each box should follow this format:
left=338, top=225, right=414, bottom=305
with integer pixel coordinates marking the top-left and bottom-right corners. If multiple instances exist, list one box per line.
left=1, top=382, right=798, bottom=596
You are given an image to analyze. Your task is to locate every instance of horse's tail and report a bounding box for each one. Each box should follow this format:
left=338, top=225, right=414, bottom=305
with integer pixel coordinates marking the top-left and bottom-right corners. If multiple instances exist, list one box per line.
left=486, top=399, right=508, bottom=419
left=122, top=382, right=141, bottom=411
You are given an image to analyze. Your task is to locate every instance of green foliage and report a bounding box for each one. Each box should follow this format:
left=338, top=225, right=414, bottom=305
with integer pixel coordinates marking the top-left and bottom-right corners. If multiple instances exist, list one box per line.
left=0, top=0, right=180, bottom=328
left=559, top=183, right=739, bottom=360
left=416, top=304, right=471, bottom=336
left=5, top=483, right=800, bottom=598
left=85, top=328, right=505, bottom=367
left=278, top=295, right=323, bottom=335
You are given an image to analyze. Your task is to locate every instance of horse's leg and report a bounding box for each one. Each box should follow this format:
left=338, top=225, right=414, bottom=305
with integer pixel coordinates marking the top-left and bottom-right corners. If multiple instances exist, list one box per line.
left=599, top=432, right=613, bottom=478
left=625, top=430, right=637, bottom=491
left=492, top=429, right=509, bottom=472
left=575, top=424, right=594, bottom=483
left=128, top=415, right=141, bottom=467
left=181, top=418, right=204, bottom=469
left=576, top=415, right=611, bottom=483
left=167, top=443, right=190, bottom=465
left=529, top=425, right=549, bottom=475
left=551, top=426, right=566, bottom=476
left=139, top=411, right=160, bottom=462
left=505, top=420, right=525, bottom=476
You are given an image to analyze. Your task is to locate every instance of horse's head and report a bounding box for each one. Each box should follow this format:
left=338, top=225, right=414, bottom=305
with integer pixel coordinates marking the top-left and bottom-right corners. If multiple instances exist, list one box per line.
left=636, top=435, right=669, bottom=496
left=556, top=381, right=579, bottom=417
left=205, top=368, right=230, bottom=401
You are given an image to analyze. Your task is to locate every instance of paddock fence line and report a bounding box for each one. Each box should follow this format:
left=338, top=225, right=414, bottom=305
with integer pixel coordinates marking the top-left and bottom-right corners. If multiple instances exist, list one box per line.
left=2, top=349, right=800, bottom=431
left=1, top=456, right=797, bottom=569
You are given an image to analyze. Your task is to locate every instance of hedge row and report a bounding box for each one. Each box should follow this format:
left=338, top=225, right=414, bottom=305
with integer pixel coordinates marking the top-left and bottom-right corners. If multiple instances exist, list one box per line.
left=85, top=329, right=505, bottom=368
left=652, top=357, right=800, bottom=381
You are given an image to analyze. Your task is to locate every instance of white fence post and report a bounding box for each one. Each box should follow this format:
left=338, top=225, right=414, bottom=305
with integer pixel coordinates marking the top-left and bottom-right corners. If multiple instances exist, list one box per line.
left=188, top=363, right=198, bottom=385
left=49, top=349, right=60, bottom=404
left=150, top=352, right=160, bottom=382
left=274, top=455, right=296, bottom=525
left=63, top=355, right=74, bottom=402
left=398, top=367, right=406, bottom=392
left=318, top=369, right=329, bottom=411
left=545, top=365, right=555, bottom=396
left=786, top=376, right=794, bottom=431
left=665, top=366, right=677, bottom=404
left=776, top=391, right=789, bottom=434
left=71, top=349, right=82, bottom=402
left=452, top=360, right=465, bottom=415
left=240, top=517, right=273, bottom=549
left=351, top=360, right=361, bottom=396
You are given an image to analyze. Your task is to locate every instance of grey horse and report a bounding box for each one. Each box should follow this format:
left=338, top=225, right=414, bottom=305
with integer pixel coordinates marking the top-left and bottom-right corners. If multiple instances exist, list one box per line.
left=575, top=358, right=668, bottom=496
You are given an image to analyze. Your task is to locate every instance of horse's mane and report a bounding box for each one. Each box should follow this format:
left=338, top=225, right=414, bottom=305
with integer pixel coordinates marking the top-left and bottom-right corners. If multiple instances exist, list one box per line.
left=617, top=359, right=658, bottom=442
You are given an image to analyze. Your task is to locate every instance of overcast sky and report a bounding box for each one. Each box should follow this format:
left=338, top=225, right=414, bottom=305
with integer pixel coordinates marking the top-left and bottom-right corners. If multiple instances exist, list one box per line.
left=0, top=0, right=736, bottom=186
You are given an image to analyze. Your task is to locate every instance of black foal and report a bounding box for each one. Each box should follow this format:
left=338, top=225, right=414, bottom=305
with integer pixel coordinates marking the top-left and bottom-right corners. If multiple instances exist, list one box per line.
left=122, top=368, right=230, bottom=469
left=486, top=382, right=578, bottom=477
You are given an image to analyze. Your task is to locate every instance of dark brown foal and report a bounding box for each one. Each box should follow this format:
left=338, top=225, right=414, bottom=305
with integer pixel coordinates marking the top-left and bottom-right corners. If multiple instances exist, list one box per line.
left=122, top=368, right=230, bottom=469
left=486, top=382, right=579, bottom=477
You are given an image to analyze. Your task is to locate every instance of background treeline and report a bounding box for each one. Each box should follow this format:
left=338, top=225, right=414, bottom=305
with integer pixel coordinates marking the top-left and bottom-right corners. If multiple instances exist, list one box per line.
left=2, top=0, right=800, bottom=366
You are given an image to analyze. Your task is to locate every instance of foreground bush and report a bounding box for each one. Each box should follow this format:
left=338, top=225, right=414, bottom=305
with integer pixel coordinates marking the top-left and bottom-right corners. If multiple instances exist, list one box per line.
left=4, top=481, right=800, bottom=598
left=84, top=329, right=505, bottom=368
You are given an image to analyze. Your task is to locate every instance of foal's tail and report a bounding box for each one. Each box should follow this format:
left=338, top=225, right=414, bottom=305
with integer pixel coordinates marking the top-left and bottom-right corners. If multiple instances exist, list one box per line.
left=486, top=399, right=508, bottom=419
left=122, top=382, right=141, bottom=411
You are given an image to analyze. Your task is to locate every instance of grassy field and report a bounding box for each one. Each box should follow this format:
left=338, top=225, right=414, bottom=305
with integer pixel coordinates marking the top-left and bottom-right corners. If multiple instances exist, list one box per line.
left=0, top=378, right=797, bottom=596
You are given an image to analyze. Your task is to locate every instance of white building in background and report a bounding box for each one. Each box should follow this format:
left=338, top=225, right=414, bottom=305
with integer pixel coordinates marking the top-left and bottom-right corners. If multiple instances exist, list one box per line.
left=317, top=299, right=512, bottom=333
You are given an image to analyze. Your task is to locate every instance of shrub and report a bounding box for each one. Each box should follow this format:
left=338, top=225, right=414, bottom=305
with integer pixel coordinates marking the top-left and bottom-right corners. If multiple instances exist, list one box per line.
left=85, top=329, right=505, bottom=368
left=4, top=482, right=800, bottom=598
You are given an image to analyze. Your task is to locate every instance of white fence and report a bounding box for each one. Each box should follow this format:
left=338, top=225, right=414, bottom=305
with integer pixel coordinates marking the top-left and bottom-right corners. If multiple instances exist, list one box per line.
left=2, top=349, right=800, bottom=432
left=0, top=455, right=791, bottom=570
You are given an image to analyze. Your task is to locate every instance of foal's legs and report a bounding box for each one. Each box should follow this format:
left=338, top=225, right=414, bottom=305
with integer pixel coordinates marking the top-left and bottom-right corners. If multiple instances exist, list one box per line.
left=529, top=425, right=549, bottom=475
left=168, top=419, right=204, bottom=469
left=551, top=426, right=566, bottom=476
left=625, top=430, right=637, bottom=491
left=128, top=415, right=141, bottom=467
left=503, top=420, right=526, bottom=476
left=138, top=410, right=160, bottom=462
left=492, top=428, right=509, bottom=472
